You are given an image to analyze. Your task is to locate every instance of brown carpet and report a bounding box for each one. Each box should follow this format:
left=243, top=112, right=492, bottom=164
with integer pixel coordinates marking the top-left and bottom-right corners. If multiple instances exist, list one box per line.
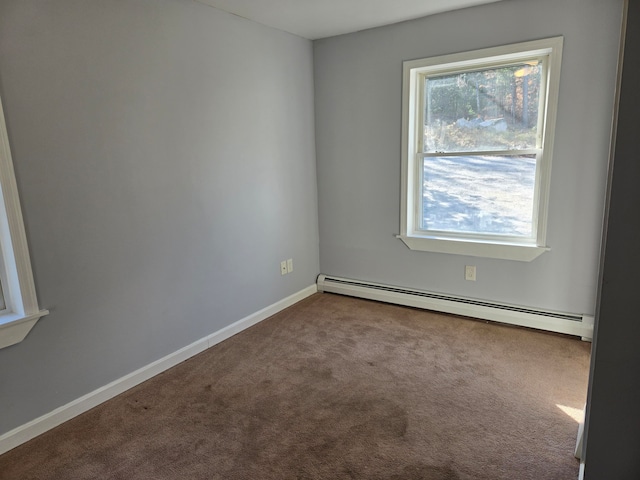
left=0, top=293, right=590, bottom=480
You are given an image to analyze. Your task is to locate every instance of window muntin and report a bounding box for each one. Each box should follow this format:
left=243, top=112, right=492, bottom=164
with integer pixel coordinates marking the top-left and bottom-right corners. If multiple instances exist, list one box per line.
left=400, top=37, right=563, bottom=261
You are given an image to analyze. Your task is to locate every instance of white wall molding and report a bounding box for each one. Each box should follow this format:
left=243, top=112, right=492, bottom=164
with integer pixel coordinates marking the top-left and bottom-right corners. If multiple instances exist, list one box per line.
left=0, top=284, right=317, bottom=455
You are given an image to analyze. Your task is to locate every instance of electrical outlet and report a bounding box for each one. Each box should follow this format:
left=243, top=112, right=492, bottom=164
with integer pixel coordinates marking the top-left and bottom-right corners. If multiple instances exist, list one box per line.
left=280, top=260, right=288, bottom=275
left=287, top=258, right=293, bottom=273
left=465, top=265, right=476, bottom=281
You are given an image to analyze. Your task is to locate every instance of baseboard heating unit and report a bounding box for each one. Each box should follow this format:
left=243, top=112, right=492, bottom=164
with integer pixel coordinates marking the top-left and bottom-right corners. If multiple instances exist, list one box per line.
left=317, top=274, right=594, bottom=340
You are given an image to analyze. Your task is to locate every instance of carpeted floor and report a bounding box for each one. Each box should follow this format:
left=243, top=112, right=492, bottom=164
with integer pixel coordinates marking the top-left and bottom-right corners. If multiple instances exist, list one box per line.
left=0, top=293, right=590, bottom=479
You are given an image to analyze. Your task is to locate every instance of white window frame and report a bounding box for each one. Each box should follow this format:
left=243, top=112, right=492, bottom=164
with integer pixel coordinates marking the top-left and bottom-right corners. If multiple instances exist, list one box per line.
left=0, top=95, right=48, bottom=349
left=398, top=37, right=563, bottom=261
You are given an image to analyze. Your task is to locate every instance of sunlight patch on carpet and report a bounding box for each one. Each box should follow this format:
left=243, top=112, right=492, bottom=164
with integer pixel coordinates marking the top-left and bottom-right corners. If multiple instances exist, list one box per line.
left=556, top=404, right=584, bottom=423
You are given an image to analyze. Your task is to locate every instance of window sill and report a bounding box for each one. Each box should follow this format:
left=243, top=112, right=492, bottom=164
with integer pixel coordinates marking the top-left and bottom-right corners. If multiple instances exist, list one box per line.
left=397, top=234, right=549, bottom=261
left=0, top=310, right=49, bottom=349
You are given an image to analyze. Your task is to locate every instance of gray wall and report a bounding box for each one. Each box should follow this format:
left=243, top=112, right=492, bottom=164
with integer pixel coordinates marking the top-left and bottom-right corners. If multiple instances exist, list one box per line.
left=584, top=1, right=640, bottom=477
left=314, top=0, right=623, bottom=315
left=0, top=0, right=319, bottom=434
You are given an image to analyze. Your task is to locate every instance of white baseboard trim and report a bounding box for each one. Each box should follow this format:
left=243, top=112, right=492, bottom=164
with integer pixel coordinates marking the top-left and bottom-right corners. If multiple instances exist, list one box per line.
left=579, top=462, right=585, bottom=480
left=0, top=284, right=317, bottom=456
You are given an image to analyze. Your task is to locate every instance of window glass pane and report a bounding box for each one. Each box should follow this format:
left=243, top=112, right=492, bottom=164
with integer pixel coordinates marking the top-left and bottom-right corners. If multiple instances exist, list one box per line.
left=421, top=155, right=536, bottom=237
left=424, top=62, right=542, bottom=152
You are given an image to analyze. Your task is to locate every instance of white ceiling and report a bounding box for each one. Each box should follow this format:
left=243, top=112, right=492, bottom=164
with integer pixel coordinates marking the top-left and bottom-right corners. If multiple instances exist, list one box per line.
left=196, top=0, right=505, bottom=40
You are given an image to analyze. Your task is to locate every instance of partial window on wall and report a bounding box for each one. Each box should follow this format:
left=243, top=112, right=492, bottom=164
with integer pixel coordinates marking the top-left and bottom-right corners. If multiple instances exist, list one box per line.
left=399, top=37, right=563, bottom=261
left=0, top=277, right=6, bottom=311
left=0, top=95, right=48, bottom=349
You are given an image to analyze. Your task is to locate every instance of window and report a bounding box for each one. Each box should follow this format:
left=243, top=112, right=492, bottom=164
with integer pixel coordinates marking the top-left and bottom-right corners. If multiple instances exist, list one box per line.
left=0, top=95, right=48, bottom=349
left=399, top=37, right=563, bottom=261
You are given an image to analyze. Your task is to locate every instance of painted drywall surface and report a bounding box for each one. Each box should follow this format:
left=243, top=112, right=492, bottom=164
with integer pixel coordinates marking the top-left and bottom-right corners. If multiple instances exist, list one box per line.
left=0, top=0, right=318, bottom=434
left=584, top=1, right=640, bottom=477
left=314, top=0, right=623, bottom=314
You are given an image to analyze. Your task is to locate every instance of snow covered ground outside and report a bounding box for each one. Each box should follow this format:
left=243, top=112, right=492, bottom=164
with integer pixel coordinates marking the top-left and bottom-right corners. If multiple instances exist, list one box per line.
left=422, top=155, right=536, bottom=237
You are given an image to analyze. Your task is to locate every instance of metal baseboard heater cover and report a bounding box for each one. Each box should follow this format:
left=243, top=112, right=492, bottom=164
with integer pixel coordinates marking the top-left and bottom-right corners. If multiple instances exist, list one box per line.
left=317, top=275, right=594, bottom=340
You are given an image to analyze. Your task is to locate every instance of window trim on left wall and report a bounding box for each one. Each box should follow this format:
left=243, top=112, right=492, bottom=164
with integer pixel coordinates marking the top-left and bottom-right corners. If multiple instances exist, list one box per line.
left=0, top=95, right=48, bottom=349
